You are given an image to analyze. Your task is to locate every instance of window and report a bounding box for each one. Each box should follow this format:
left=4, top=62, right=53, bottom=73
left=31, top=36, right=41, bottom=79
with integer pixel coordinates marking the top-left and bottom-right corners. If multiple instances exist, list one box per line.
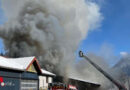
left=46, top=77, right=48, bottom=83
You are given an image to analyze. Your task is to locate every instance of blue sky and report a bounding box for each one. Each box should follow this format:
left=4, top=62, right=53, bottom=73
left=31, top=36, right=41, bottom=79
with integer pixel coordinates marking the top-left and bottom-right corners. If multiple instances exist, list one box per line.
left=0, top=0, right=130, bottom=66
left=78, top=0, right=130, bottom=65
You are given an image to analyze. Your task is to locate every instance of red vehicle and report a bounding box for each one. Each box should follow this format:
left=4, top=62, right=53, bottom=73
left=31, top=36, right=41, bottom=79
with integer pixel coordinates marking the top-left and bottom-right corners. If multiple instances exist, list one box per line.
left=48, top=83, right=77, bottom=90
left=68, top=85, right=77, bottom=90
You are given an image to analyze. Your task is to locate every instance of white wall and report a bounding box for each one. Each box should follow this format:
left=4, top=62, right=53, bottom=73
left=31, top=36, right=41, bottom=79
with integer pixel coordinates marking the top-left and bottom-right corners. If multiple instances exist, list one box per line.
left=39, top=76, right=53, bottom=90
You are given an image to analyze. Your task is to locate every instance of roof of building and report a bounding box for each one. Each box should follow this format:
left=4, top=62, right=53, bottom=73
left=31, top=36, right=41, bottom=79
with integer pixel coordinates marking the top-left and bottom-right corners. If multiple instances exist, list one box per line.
left=69, top=76, right=100, bottom=85
left=0, top=56, right=42, bottom=74
left=0, top=56, right=24, bottom=70
left=41, top=69, right=56, bottom=76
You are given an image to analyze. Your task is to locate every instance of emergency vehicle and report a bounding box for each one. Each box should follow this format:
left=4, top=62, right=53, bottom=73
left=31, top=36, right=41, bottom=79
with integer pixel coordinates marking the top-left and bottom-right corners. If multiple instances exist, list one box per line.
left=48, top=83, right=77, bottom=90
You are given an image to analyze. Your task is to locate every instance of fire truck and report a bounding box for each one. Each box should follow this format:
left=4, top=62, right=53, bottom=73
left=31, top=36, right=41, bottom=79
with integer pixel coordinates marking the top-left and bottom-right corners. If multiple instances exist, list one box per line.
left=48, top=83, right=78, bottom=90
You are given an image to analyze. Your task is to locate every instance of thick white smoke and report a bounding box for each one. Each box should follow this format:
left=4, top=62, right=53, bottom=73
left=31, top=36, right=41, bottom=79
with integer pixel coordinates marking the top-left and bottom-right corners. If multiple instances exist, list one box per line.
left=68, top=53, right=112, bottom=90
left=0, top=0, right=102, bottom=76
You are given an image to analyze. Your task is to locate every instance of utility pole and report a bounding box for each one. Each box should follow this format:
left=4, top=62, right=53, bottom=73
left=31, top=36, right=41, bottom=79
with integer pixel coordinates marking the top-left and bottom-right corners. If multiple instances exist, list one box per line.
left=79, top=51, right=127, bottom=90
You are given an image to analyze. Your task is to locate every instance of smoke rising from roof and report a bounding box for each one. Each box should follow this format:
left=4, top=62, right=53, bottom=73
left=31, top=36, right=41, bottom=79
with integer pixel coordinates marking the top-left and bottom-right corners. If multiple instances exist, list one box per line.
left=68, top=53, right=112, bottom=90
left=0, top=0, right=102, bottom=76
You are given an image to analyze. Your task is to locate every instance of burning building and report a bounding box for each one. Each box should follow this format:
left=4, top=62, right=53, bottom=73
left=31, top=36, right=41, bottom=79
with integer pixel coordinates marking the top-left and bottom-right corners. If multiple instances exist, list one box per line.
left=69, top=77, right=101, bottom=90
left=0, top=0, right=104, bottom=89
left=39, top=69, right=56, bottom=90
left=53, top=76, right=101, bottom=90
left=0, top=55, right=102, bottom=90
left=0, top=0, right=102, bottom=76
left=0, top=56, right=41, bottom=90
left=0, top=56, right=55, bottom=90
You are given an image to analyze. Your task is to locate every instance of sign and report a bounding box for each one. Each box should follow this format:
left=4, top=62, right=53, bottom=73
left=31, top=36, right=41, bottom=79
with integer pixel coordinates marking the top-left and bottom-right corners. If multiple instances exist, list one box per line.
left=0, top=77, right=5, bottom=87
left=0, top=77, right=15, bottom=87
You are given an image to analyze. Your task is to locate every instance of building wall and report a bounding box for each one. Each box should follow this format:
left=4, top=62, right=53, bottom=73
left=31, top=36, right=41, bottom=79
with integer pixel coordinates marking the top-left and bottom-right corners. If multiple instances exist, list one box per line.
left=39, top=76, right=53, bottom=90
left=20, top=79, right=38, bottom=90
left=48, top=77, right=52, bottom=83
left=0, top=70, right=21, bottom=90
left=0, top=77, right=20, bottom=90
left=0, top=70, right=39, bottom=90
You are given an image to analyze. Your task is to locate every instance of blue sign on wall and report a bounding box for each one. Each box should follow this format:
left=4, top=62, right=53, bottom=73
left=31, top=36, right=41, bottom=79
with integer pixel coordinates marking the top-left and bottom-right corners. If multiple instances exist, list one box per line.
left=0, top=77, right=20, bottom=90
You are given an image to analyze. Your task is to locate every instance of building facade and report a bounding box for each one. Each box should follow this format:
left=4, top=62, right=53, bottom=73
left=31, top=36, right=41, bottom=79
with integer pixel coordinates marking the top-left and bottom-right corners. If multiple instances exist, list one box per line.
left=0, top=56, right=42, bottom=90
left=0, top=69, right=39, bottom=90
left=39, top=69, right=56, bottom=90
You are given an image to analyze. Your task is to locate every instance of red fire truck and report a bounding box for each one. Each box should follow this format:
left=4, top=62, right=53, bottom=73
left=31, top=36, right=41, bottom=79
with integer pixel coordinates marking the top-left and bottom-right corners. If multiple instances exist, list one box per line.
left=48, top=83, right=77, bottom=90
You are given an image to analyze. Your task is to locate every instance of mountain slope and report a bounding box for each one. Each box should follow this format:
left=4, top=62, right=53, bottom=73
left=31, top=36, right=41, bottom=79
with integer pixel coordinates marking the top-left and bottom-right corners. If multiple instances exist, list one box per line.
left=114, top=55, right=130, bottom=76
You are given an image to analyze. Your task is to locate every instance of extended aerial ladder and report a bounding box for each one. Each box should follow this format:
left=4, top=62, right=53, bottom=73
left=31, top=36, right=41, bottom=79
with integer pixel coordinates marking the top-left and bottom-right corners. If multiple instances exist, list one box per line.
left=79, top=51, right=127, bottom=90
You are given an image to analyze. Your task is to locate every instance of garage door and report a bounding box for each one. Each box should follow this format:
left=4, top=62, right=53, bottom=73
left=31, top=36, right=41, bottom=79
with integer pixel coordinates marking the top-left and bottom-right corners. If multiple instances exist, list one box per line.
left=21, top=80, right=38, bottom=90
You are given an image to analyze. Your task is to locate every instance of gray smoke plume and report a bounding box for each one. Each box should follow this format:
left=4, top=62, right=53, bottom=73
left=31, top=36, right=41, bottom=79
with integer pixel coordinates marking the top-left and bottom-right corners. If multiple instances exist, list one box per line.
left=0, top=0, right=102, bottom=76
left=68, top=44, right=128, bottom=90
left=68, top=53, right=112, bottom=90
